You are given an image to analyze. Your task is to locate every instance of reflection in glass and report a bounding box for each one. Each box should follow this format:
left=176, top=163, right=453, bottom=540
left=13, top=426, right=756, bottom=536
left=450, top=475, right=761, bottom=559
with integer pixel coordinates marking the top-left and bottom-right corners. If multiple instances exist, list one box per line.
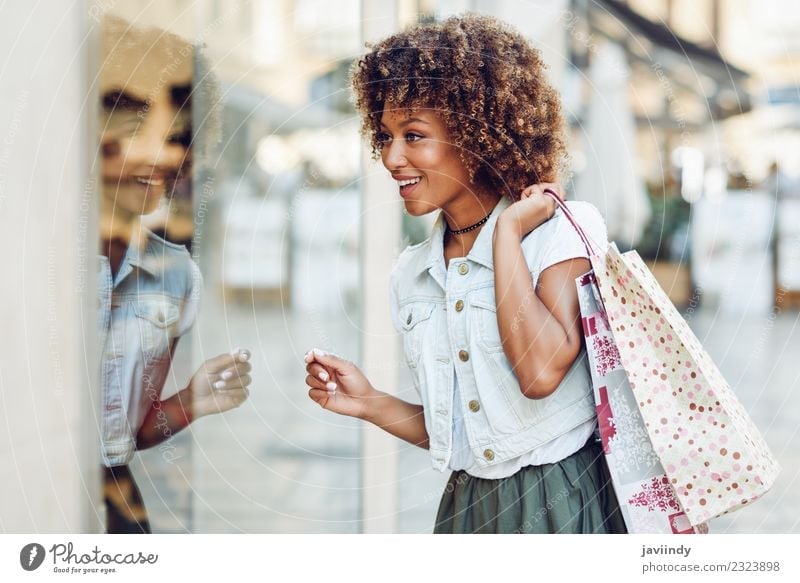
left=97, top=14, right=251, bottom=533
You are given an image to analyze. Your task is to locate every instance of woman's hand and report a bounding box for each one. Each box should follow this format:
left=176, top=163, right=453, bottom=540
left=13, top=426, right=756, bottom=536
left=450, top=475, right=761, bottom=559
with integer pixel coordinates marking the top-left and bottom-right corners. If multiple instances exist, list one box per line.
left=497, top=182, right=564, bottom=239
left=304, top=348, right=377, bottom=420
left=137, top=348, right=252, bottom=450
left=190, top=348, right=252, bottom=419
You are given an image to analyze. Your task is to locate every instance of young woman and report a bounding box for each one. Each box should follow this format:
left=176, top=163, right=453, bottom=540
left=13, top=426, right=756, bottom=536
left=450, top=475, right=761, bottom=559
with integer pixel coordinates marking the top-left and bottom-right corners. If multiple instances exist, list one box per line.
left=99, top=16, right=252, bottom=533
left=304, top=14, right=626, bottom=534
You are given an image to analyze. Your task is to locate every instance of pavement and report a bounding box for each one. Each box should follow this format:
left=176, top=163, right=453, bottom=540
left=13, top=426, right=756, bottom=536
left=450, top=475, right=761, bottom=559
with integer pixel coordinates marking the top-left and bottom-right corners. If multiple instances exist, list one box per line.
left=133, top=297, right=800, bottom=533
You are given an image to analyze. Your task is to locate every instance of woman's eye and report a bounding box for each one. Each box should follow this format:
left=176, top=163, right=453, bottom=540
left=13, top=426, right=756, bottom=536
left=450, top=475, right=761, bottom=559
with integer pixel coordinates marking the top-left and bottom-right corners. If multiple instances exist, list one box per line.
left=376, top=132, right=391, bottom=146
left=168, top=130, right=191, bottom=147
left=405, top=133, right=423, bottom=143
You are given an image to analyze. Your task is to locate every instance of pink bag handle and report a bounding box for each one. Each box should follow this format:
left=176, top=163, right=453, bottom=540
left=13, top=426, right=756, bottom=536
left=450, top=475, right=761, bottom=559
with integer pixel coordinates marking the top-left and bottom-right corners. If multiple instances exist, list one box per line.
left=542, top=188, right=598, bottom=257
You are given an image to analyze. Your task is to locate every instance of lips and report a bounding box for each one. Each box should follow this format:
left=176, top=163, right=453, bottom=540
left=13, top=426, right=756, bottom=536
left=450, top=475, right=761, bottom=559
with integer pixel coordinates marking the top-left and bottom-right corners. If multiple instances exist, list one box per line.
left=394, top=175, right=422, bottom=198
left=132, top=175, right=166, bottom=187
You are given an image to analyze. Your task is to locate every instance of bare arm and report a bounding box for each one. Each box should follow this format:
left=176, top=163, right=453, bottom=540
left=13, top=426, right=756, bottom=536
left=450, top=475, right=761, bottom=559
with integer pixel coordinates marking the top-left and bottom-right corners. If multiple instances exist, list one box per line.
left=362, top=392, right=429, bottom=449
left=136, top=342, right=253, bottom=449
left=135, top=339, right=191, bottom=450
left=135, top=389, right=194, bottom=449
left=492, top=185, right=589, bottom=399
left=305, top=349, right=429, bottom=449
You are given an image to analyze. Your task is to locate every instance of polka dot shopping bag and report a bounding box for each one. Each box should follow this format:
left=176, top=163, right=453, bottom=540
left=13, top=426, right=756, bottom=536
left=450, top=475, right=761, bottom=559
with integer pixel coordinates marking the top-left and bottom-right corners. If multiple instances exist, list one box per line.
left=545, top=189, right=780, bottom=531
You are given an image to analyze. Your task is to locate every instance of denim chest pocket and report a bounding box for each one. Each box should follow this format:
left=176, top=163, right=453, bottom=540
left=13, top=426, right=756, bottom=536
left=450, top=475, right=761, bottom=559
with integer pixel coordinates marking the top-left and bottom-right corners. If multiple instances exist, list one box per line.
left=132, top=297, right=181, bottom=360
left=468, top=288, right=504, bottom=354
left=398, top=300, right=437, bottom=368
left=467, top=287, right=529, bottom=432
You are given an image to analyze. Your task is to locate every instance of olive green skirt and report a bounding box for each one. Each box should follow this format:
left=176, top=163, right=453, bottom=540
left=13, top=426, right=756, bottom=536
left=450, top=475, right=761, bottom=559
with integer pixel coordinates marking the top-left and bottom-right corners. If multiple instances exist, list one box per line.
left=434, top=439, right=627, bottom=534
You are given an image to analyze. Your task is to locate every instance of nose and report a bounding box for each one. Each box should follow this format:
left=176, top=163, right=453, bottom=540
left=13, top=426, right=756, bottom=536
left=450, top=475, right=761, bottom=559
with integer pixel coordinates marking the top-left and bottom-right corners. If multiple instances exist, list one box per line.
left=134, top=120, right=185, bottom=170
left=381, top=139, right=407, bottom=171
left=140, top=136, right=185, bottom=170
left=126, top=96, right=187, bottom=171
left=118, top=128, right=185, bottom=177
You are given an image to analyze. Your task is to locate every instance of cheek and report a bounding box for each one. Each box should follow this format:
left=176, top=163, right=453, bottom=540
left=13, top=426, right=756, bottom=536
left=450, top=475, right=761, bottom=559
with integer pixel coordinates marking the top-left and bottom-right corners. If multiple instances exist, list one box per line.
left=410, top=147, right=445, bottom=177
left=163, top=143, right=189, bottom=167
left=433, top=143, right=469, bottom=181
left=102, top=159, right=126, bottom=179
left=435, top=156, right=470, bottom=187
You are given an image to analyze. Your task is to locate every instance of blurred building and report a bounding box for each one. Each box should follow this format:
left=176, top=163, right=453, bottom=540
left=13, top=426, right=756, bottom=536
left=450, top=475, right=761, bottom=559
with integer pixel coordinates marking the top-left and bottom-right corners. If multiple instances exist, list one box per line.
left=563, top=1, right=800, bottom=314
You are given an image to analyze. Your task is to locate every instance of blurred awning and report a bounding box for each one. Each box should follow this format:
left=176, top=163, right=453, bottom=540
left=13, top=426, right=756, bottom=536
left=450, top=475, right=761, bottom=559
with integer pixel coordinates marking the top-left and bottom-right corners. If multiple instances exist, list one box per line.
left=222, top=81, right=351, bottom=133
left=590, top=0, right=751, bottom=121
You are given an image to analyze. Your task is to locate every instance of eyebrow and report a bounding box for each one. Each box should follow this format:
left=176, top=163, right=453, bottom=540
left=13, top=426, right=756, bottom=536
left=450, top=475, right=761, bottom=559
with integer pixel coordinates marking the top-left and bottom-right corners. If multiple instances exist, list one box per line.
left=379, top=117, right=430, bottom=129
left=102, top=89, right=148, bottom=111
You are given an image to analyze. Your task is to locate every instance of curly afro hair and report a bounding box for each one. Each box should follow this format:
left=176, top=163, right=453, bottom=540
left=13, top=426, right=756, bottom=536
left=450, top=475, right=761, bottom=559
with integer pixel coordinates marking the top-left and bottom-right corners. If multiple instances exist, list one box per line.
left=350, top=13, right=567, bottom=200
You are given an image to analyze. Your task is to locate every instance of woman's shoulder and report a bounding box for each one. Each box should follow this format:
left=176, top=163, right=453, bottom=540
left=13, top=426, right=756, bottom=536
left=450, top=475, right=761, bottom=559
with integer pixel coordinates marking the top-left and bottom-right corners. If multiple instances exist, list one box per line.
left=519, top=200, right=608, bottom=273
left=390, top=237, right=432, bottom=283
left=531, top=201, right=607, bottom=248
left=144, top=228, right=193, bottom=258
left=562, top=200, right=608, bottom=251
left=142, top=229, right=201, bottom=296
left=562, top=200, right=603, bottom=219
left=553, top=200, right=606, bottom=231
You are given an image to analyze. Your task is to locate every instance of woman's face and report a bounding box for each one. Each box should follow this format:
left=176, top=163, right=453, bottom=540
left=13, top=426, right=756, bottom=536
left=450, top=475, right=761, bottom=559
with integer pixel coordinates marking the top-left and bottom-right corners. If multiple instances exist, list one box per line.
left=378, top=108, right=475, bottom=216
left=100, top=85, right=189, bottom=219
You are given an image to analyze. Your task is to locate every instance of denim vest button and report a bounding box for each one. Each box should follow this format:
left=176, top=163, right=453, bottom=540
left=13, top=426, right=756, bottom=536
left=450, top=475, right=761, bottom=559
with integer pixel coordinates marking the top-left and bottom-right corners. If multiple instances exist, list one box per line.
left=455, top=299, right=464, bottom=312
left=458, top=350, right=469, bottom=362
left=458, top=263, right=469, bottom=275
left=468, top=399, right=480, bottom=413
left=483, top=449, right=495, bottom=461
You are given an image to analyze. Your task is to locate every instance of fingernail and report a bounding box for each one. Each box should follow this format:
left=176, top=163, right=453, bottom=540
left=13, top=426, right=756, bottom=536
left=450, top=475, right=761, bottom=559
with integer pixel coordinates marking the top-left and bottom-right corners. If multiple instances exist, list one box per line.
left=326, top=382, right=337, bottom=391
left=221, top=371, right=233, bottom=380
left=313, top=348, right=327, bottom=358
left=239, top=350, right=250, bottom=362
left=304, top=352, right=313, bottom=363
left=318, top=371, right=329, bottom=382
left=214, top=380, right=225, bottom=390
left=327, top=389, right=336, bottom=396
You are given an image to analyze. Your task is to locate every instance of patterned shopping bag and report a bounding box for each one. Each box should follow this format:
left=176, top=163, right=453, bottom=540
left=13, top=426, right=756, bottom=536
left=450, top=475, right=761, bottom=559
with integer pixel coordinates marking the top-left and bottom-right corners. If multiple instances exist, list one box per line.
left=544, top=189, right=780, bottom=528
left=577, top=272, right=704, bottom=533
left=592, top=242, right=780, bottom=526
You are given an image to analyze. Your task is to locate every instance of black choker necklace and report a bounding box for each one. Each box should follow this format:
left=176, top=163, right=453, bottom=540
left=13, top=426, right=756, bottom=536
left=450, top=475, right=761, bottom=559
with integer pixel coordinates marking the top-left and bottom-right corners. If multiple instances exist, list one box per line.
left=446, top=209, right=493, bottom=235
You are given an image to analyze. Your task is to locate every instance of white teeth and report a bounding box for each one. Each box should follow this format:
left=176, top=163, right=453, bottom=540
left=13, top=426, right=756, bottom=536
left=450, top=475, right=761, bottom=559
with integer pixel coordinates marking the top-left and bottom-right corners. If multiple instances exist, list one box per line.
left=397, top=177, right=421, bottom=187
left=134, top=177, right=165, bottom=186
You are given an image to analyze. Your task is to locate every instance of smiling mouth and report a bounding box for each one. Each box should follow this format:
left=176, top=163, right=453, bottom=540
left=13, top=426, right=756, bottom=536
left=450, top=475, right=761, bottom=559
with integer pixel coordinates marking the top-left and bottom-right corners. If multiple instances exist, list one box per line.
left=132, top=176, right=166, bottom=187
left=396, top=176, right=421, bottom=197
